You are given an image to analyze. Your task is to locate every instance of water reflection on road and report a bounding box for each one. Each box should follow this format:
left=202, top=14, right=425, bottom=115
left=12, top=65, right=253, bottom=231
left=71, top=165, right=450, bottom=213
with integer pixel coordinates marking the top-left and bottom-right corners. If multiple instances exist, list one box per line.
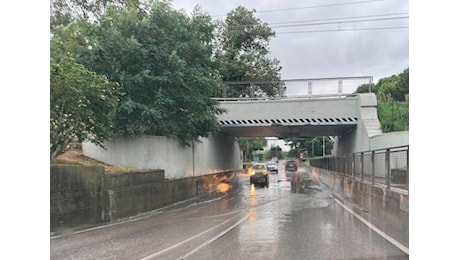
left=187, top=165, right=408, bottom=260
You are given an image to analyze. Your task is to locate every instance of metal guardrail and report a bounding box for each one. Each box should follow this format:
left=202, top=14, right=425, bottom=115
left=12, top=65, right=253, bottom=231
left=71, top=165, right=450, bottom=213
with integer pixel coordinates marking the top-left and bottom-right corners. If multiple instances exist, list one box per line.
left=310, top=145, right=409, bottom=191
left=215, top=76, right=373, bottom=102
left=213, top=93, right=358, bottom=102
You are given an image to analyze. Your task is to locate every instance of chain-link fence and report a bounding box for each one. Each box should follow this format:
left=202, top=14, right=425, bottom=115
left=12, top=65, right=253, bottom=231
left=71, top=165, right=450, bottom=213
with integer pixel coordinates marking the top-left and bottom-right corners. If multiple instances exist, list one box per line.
left=311, top=145, right=409, bottom=190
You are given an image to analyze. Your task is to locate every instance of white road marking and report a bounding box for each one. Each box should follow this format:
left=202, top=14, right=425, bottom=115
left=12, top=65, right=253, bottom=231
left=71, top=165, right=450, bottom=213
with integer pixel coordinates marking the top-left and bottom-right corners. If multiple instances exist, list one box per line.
left=333, top=196, right=409, bottom=255
left=139, top=213, right=248, bottom=260
left=51, top=196, right=227, bottom=240
left=179, top=213, right=250, bottom=259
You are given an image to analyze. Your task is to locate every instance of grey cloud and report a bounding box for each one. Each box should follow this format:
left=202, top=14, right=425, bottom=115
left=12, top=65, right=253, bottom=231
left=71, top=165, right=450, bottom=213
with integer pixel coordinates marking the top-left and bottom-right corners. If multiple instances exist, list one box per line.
left=172, top=0, right=408, bottom=86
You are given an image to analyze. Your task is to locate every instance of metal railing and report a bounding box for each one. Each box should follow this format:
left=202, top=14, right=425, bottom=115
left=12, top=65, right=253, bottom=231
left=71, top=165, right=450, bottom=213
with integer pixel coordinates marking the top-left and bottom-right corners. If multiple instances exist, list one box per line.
left=310, top=145, right=409, bottom=191
left=215, top=76, right=373, bottom=101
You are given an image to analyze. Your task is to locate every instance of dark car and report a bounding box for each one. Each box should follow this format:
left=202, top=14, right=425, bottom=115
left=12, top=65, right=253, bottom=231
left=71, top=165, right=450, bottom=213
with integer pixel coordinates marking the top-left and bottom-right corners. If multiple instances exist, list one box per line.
left=249, top=163, right=269, bottom=186
left=285, top=160, right=298, bottom=172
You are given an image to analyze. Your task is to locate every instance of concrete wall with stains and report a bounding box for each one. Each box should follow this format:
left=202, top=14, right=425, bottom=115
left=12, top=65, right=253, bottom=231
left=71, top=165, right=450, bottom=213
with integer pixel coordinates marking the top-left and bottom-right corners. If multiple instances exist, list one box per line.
left=82, top=134, right=241, bottom=180
left=50, top=165, right=237, bottom=234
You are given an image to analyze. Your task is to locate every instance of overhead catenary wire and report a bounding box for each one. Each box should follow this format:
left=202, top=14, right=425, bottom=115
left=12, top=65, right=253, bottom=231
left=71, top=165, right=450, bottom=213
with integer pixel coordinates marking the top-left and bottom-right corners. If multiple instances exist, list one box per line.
left=210, top=0, right=408, bottom=34
left=275, top=26, right=409, bottom=34
left=226, top=16, right=408, bottom=29
left=256, top=0, right=385, bottom=14
left=263, top=12, right=409, bottom=26
left=212, top=0, right=385, bottom=17
left=222, top=13, right=409, bottom=34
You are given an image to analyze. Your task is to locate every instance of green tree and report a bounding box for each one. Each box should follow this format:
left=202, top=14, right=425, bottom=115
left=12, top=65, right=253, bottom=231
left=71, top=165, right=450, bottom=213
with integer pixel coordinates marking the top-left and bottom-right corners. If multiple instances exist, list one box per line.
left=50, top=0, right=126, bottom=29
left=377, top=101, right=409, bottom=132
left=286, top=137, right=333, bottom=158
left=375, top=68, right=409, bottom=102
left=265, top=145, right=283, bottom=160
left=370, top=68, right=409, bottom=132
left=353, top=68, right=409, bottom=133
left=50, top=23, right=121, bottom=160
left=354, top=69, right=408, bottom=102
left=393, top=68, right=409, bottom=102
left=215, top=6, right=284, bottom=98
left=354, top=83, right=376, bottom=94
left=238, top=137, right=267, bottom=162
left=70, top=2, right=224, bottom=146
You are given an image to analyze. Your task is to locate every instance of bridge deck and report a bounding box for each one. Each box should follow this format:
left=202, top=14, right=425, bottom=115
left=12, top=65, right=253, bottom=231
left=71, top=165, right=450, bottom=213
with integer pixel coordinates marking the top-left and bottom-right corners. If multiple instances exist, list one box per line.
left=217, top=96, right=359, bottom=138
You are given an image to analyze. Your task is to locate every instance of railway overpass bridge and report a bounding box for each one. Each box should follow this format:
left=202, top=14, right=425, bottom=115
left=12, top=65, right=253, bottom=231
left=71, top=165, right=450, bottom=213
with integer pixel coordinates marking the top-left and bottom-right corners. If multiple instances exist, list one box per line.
left=217, top=92, right=382, bottom=155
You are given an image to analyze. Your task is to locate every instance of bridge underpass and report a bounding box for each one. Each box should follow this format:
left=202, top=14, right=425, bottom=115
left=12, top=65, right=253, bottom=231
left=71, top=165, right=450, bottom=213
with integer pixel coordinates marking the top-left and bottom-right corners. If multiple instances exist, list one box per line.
left=214, top=77, right=383, bottom=155
left=216, top=94, right=379, bottom=155
left=218, top=105, right=358, bottom=138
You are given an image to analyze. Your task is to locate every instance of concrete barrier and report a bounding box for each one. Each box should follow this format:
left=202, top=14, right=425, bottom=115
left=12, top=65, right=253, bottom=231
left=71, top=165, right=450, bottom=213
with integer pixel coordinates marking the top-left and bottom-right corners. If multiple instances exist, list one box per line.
left=310, top=166, right=409, bottom=248
left=50, top=165, right=237, bottom=234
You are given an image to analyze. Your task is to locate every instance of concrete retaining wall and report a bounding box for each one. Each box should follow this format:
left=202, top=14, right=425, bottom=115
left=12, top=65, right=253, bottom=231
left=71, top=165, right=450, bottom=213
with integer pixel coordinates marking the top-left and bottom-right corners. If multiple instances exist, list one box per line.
left=370, top=131, right=409, bottom=151
left=311, top=166, right=409, bottom=247
left=50, top=165, right=105, bottom=231
left=82, top=134, right=241, bottom=180
left=50, top=165, right=237, bottom=233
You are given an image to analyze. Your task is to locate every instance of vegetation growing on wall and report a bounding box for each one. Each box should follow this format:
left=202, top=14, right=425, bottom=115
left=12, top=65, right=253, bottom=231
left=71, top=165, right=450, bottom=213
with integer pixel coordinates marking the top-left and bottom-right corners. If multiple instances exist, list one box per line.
left=355, top=68, right=409, bottom=132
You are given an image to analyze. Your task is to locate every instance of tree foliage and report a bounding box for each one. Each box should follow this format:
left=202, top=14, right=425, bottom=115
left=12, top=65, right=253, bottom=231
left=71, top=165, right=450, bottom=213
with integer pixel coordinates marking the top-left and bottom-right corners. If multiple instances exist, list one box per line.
left=354, top=68, right=409, bottom=102
left=50, top=1, right=290, bottom=160
left=215, top=6, right=284, bottom=98
left=377, top=102, right=409, bottom=132
left=50, top=1, right=227, bottom=160
left=50, top=0, right=126, bottom=29
left=238, top=137, right=267, bottom=162
left=50, top=24, right=121, bottom=160
left=61, top=2, right=225, bottom=146
left=354, top=83, right=375, bottom=94
left=285, top=137, right=334, bottom=158
left=264, top=145, right=283, bottom=160
left=353, top=68, right=409, bottom=133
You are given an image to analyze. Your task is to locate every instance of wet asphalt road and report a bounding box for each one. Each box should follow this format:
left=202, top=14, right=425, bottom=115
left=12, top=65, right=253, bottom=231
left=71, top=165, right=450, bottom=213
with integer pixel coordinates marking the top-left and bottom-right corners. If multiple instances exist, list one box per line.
left=50, top=163, right=408, bottom=260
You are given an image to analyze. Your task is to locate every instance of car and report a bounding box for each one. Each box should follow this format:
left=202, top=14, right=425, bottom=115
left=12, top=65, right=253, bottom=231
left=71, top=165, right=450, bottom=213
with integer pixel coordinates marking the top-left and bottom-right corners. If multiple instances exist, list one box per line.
left=271, top=157, right=278, bottom=163
left=285, top=160, right=298, bottom=172
left=249, top=163, right=269, bottom=186
left=266, top=161, right=278, bottom=173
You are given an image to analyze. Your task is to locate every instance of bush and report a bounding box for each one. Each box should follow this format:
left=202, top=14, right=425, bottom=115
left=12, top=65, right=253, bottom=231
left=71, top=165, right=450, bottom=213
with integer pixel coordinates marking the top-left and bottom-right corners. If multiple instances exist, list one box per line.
left=377, top=101, right=409, bottom=132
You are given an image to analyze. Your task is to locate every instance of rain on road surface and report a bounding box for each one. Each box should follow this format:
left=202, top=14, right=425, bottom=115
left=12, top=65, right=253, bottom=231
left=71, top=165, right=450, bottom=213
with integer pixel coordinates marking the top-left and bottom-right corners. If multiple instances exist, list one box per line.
left=50, top=163, right=408, bottom=260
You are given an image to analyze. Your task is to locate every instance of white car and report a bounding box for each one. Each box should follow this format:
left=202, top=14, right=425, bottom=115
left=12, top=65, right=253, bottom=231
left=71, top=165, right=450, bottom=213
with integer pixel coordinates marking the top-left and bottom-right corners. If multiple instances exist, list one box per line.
left=266, top=161, right=278, bottom=173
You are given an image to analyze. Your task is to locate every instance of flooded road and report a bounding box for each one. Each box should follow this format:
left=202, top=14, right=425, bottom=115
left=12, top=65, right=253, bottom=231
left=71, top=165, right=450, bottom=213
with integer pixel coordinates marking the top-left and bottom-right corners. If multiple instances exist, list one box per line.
left=50, top=164, right=408, bottom=259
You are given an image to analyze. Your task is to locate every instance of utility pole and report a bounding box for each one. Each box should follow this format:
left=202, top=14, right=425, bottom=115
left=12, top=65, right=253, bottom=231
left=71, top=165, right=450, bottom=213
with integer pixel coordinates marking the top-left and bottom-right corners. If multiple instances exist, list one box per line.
left=323, top=136, right=325, bottom=157
left=311, top=138, right=315, bottom=158
left=246, top=139, right=249, bottom=162
left=192, top=141, right=195, bottom=177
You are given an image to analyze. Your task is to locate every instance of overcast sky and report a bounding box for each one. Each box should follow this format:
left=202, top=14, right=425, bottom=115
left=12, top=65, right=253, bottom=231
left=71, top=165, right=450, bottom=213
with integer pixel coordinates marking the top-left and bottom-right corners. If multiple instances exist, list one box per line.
left=170, top=0, right=408, bottom=95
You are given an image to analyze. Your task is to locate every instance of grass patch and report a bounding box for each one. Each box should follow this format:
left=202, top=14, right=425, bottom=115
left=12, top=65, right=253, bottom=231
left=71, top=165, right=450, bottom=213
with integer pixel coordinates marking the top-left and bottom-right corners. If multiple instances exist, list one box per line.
left=52, top=149, right=138, bottom=174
